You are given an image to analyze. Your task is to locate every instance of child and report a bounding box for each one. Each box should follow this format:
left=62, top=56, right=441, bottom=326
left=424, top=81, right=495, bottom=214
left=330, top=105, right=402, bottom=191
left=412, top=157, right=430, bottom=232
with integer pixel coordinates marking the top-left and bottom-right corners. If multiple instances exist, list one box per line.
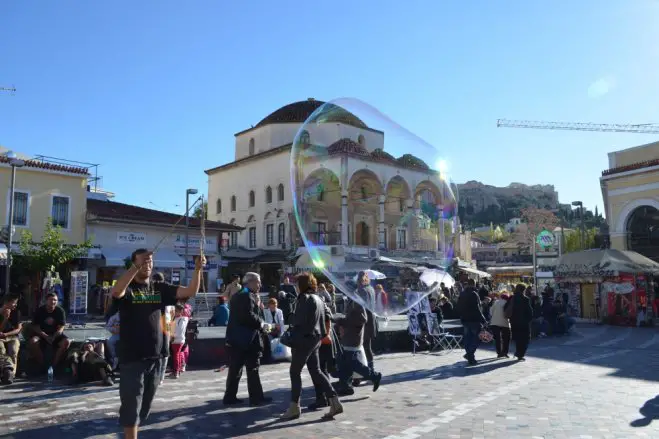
left=170, top=305, right=189, bottom=379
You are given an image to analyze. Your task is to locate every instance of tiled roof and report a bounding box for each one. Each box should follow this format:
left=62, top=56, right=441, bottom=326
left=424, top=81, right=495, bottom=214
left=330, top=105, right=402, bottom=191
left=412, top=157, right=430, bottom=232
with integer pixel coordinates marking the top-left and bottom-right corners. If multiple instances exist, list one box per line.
left=0, top=155, right=89, bottom=175
left=327, top=138, right=370, bottom=156
left=87, top=199, right=243, bottom=231
left=602, top=158, right=659, bottom=177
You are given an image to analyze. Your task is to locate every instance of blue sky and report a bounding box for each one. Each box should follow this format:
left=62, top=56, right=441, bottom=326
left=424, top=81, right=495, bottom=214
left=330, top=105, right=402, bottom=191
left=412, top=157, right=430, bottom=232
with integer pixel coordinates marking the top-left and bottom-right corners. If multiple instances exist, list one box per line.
left=1, top=1, right=658, bottom=216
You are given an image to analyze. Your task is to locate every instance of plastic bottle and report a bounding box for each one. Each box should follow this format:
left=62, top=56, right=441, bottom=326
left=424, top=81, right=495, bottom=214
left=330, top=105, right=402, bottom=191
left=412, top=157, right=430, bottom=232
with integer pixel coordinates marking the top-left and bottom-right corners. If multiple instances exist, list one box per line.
left=47, top=366, right=54, bottom=383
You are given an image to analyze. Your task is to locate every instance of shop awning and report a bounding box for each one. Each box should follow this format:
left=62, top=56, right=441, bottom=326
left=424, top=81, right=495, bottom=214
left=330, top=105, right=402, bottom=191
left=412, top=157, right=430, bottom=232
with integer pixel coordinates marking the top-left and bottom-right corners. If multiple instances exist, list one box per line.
left=0, top=244, right=6, bottom=266
left=102, top=247, right=131, bottom=267
left=152, top=249, right=185, bottom=269
left=458, top=266, right=491, bottom=278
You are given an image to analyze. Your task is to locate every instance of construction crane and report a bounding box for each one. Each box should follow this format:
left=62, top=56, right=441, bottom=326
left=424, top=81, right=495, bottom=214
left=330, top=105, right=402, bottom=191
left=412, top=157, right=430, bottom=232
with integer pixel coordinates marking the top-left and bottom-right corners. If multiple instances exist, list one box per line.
left=497, top=119, right=659, bottom=134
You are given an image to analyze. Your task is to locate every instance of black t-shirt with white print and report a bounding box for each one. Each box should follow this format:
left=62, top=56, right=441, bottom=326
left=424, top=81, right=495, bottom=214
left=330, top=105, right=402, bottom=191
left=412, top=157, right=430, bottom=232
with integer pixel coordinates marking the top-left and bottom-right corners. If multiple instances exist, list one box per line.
left=118, top=280, right=178, bottom=363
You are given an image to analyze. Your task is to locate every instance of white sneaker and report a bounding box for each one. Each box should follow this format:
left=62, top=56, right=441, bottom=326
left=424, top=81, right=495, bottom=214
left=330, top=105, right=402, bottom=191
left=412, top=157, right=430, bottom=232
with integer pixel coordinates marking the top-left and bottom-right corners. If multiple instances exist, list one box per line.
left=182, top=364, right=186, bottom=372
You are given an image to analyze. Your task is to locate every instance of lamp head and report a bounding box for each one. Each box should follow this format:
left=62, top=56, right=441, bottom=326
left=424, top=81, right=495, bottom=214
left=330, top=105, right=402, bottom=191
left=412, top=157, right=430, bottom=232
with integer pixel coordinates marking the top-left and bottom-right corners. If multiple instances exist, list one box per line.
left=3, top=151, right=24, bottom=167
left=186, top=188, right=198, bottom=195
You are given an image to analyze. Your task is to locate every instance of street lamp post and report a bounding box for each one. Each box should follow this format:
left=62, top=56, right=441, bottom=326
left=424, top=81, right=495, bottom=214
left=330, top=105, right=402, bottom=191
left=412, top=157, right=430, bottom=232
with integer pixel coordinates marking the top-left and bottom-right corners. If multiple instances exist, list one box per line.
left=572, top=201, right=585, bottom=250
left=184, top=188, right=198, bottom=284
left=3, top=151, right=25, bottom=295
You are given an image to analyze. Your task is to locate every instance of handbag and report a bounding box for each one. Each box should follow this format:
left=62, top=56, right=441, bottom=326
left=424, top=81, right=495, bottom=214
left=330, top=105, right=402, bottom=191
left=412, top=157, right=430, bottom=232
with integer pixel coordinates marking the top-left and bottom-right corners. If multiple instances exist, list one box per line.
left=279, top=327, right=295, bottom=348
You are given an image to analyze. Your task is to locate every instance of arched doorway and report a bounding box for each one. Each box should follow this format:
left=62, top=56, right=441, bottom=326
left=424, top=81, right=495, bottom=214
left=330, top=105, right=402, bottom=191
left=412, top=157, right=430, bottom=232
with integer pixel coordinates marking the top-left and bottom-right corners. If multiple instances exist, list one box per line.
left=355, top=221, right=370, bottom=246
left=627, top=205, right=659, bottom=261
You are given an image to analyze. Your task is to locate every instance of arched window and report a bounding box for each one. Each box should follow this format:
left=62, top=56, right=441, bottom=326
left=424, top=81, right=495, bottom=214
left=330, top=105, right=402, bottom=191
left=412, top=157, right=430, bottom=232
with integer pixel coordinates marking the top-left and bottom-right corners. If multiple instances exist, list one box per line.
left=278, top=223, right=286, bottom=244
left=299, top=130, right=310, bottom=145
left=361, top=185, right=368, bottom=201
left=230, top=195, right=236, bottom=212
left=249, top=190, right=255, bottom=207
left=216, top=198, right=222, bottom=214
left=277, top=183, right=284, bottom=201
left=265, top=186, right=273, bottom=204
left=358, top=134, right=365, bottom=147
left=248, top=138, right=255, bottom=155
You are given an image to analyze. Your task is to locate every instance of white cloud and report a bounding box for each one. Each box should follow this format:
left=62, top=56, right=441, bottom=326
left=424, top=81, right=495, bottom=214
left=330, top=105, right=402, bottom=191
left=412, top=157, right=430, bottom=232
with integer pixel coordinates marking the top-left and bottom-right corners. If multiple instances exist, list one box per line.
left=588, top=76, right=616, bottom=98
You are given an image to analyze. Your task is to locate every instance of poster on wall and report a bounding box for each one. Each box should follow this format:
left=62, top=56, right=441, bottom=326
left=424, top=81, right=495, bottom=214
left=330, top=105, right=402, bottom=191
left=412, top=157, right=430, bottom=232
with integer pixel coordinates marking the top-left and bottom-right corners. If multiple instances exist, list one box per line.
left=70, top=271, right=89, bottom=315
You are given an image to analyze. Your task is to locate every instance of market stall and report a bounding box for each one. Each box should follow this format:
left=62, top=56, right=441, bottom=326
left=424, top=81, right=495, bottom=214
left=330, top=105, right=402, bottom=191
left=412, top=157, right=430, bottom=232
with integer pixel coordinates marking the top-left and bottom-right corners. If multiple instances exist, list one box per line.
left=486, top=265, right=534, bottom=286
left=554, top=249, right=659, bottom=326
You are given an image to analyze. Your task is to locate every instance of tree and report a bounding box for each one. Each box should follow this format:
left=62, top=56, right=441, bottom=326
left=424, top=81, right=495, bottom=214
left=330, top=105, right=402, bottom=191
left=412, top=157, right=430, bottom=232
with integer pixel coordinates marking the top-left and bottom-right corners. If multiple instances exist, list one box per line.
left=192, top=200, right=208, bottom=219
left=520, top=207, right=560, bottom=249
left=14, top=219, right=94, bottom=275
left=564, top=227, right=599, bottom=252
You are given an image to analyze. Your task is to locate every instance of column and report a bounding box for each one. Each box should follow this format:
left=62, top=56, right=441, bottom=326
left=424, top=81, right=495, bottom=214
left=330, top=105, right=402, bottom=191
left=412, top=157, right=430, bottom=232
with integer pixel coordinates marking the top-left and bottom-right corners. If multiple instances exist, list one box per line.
left=406, top=198, right=414, bottom=250
left=437, top=204, right=445, bottom=257
left=378, top=194, right=386, bottom=250
left=412, top=195, right=422, bottom=250
left=341, top=189, right=349, bottom=246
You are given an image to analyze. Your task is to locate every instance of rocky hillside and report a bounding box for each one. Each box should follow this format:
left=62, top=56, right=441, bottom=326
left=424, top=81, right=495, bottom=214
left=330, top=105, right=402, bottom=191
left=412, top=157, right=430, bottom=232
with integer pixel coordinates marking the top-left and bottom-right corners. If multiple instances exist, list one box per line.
left=456, top=181, right=560, bottom=226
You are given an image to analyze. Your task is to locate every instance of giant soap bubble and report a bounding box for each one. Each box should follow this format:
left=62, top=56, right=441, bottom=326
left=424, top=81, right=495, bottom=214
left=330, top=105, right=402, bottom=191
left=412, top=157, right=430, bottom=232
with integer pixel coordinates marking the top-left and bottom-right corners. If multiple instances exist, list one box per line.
left=290, top=98, right=458, bottom=317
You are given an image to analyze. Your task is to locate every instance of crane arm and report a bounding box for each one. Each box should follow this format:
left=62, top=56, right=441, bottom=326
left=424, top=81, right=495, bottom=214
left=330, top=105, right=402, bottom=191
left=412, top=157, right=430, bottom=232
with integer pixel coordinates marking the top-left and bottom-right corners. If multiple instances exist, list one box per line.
left=497, top=119, right=659, bottom=134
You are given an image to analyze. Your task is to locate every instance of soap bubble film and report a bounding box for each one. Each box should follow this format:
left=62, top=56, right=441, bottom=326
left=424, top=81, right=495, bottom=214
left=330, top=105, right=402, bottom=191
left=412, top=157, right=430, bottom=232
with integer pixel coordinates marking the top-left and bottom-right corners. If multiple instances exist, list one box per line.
left=290, top=98, right=458, bottom=316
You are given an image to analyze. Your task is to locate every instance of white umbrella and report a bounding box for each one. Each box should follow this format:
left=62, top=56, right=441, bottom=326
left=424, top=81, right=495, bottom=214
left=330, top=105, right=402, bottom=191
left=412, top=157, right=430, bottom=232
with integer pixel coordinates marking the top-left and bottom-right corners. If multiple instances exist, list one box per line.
left=353, top=269, right=386, bottom=282
left=419, top=269, right=455, bottom=289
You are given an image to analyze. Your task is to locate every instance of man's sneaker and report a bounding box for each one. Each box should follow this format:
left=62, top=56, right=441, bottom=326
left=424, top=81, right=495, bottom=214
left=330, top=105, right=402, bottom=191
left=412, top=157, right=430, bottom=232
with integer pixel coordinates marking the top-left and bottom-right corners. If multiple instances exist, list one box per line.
left=102, top=376, right=114, bottom=386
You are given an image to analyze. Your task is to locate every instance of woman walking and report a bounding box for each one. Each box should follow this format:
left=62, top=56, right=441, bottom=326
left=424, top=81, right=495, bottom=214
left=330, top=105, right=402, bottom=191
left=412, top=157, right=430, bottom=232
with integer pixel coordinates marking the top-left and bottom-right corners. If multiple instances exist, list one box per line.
left=281, top=272, right=343, bottom=420
left=490, top=293, right=511, bottom=358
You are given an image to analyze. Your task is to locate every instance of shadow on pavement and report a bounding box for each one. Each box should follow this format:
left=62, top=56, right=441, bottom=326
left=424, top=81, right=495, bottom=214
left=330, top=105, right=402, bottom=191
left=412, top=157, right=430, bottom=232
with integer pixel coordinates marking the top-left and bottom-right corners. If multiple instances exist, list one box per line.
left=631, top=394, right=659, bottom=427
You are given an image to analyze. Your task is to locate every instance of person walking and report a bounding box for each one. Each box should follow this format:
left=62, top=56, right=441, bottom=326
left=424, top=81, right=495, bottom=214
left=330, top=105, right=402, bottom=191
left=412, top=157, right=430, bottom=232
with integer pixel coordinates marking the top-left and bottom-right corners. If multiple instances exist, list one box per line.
left=281, top=272, right=343, bottom=421
left=111, top=248, right=205, bottom=439
left=508, top=284, right=534, bottom=361
left=490, top=293, right=511, bottom=358
left=457, top=279, right=486, bottom=365
left=223, top=272, right=273, bottom=406
left=355, top=271, right=378, bottom=376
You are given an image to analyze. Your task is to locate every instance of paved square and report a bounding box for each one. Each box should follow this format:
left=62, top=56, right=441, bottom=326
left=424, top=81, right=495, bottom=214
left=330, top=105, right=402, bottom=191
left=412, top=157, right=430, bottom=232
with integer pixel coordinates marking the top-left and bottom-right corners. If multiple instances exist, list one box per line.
left=1, top=325, right=659, bottom=438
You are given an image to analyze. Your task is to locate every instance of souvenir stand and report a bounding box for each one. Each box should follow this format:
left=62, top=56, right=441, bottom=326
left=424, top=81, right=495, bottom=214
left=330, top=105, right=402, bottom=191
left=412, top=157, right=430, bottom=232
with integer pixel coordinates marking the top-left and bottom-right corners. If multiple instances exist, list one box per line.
left=554, top=249, right=659, bottom=326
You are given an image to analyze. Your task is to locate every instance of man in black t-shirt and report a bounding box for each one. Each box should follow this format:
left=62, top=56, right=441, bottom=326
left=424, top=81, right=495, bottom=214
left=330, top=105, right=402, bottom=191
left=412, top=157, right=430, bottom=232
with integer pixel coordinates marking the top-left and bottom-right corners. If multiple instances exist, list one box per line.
left=28, top=292, right=71, bottom=370
left=112, top=248, right=205, bottom=439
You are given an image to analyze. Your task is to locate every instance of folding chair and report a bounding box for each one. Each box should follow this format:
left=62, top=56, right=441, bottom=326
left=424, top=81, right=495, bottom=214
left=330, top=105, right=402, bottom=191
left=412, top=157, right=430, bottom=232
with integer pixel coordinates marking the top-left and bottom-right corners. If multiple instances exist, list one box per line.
left=427, top=315, right=462, bottom=353
left=407, top=313, right=424, bottom=355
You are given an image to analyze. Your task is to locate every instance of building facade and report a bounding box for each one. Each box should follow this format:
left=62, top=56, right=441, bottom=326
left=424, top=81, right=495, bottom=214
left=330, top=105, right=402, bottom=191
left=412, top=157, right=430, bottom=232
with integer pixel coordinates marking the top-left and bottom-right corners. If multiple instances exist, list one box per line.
left=86, top=196, right=242, bottom=292
left=601, top=141, right=659, bottom=262
left=0, top=150, right=90, bottom=276
left=206, top=99, right=456, bottom=284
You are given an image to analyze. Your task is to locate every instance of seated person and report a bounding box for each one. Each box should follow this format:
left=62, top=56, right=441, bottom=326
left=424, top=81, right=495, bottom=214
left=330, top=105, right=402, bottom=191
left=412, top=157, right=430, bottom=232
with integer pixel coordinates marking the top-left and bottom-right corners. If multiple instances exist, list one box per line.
left=208, top=296, right=229, bottom=326
left=429, top=298, right=444, bottom=326
left=263, top=298, right=284, bottom=338
left=0, top=294, right=22, bottom=383
left=28, top=292, right=71, bottom=371
left=67, top=340, right=113, bottom=386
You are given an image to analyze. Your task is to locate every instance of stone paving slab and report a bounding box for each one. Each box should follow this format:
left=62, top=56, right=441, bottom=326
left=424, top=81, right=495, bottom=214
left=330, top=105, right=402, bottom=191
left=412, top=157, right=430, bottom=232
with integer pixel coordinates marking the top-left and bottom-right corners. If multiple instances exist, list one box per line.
left=1, top=325, right=658, bottom=438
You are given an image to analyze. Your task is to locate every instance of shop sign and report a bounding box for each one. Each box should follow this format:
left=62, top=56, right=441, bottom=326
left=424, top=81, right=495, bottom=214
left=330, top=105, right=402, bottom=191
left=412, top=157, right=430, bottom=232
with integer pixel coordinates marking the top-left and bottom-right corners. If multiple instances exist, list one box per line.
left=173, top=234, right=218, bottom=252
left=117, top=232, right=147, bottom=245
left=536, top=230, right=555, bottom=248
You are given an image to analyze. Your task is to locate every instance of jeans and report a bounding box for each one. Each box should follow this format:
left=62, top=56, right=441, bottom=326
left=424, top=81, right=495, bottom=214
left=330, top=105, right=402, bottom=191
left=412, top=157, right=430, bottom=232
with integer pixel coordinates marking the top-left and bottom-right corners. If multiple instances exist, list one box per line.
left=462, top=322, right=481, bottom=358
left=107, top=334, right=120, bottom=363
left=338, top=349, right=374, bottom=385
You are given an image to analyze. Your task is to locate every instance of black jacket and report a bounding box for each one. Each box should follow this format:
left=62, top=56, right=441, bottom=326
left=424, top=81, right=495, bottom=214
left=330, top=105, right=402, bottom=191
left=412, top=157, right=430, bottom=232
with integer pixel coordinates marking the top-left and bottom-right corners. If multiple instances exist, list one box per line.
left=291, top=291, right=327, bottom=339
left=335, top=299, right=367, bottom=348
left=509, top=292, right=533, bottom=329
left=226, top=288, right=264, bottom=351
left=457, top=287, right=486, bottom=324
left=356, top=285, right=378, bottom=339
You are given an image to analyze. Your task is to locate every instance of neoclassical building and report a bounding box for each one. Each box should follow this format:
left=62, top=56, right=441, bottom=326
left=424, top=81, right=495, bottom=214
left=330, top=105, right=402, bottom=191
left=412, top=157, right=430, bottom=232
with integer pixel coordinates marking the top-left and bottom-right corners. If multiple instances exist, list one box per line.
left=601, top=140, right=659, bottom=261
left=206, top=99, right=455, bottom=282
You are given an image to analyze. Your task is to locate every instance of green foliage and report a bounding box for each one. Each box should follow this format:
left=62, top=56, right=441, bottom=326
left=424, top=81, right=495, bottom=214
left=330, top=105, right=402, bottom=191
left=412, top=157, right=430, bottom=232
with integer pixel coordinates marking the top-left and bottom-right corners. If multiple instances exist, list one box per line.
left=192, top=201, right=208, bottom=219
left=14, top=218, right=93, bottom=273
left=564, top=227, right=599, bottom=253
left=123, top=257, right=132, bottom=270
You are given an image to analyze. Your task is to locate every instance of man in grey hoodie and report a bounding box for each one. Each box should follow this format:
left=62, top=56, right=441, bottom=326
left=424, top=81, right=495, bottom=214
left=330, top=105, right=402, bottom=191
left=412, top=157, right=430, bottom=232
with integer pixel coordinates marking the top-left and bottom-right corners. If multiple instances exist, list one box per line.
left=333, top=298, right=382, bottom=395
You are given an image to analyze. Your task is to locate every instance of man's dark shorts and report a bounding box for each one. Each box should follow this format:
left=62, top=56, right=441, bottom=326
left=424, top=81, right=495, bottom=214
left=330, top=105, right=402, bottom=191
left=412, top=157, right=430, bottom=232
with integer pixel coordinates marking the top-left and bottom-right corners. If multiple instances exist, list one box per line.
left=38, top=334, right=69, bottom=350
left=119, top=358, right=162, bottom=427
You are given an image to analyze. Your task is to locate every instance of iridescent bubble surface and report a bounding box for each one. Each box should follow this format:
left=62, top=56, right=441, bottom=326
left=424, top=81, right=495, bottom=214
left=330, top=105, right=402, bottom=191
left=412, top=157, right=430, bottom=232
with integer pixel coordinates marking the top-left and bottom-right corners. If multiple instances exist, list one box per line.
left=290, top=98, right=458, bottom=316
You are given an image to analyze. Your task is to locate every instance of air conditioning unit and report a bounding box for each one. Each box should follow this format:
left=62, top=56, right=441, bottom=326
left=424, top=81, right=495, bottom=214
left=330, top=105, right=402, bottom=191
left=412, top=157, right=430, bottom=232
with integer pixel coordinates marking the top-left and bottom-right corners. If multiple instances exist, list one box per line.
left=281, top=243, right=286, bottom=250
left=369, top=249, right=379, bottom=259
left=330, top=246, right=344, bottom=256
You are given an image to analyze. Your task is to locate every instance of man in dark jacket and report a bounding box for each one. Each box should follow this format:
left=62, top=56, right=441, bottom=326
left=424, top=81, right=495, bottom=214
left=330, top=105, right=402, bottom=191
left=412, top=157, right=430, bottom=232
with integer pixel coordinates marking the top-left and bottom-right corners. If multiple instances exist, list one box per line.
left=223, top=272, right=273, bottom=406
left=457, top=279, right=486, bottom=365
left=333, top=298, right=382, bottom=395
left=508, top=284, right=534, bottom=361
